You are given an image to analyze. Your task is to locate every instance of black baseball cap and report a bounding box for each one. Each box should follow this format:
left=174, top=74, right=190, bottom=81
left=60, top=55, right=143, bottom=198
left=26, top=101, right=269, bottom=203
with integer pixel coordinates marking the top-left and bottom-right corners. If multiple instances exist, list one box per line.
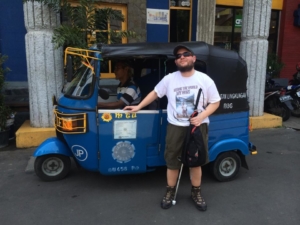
left=173, top=45, right=194, bottom=56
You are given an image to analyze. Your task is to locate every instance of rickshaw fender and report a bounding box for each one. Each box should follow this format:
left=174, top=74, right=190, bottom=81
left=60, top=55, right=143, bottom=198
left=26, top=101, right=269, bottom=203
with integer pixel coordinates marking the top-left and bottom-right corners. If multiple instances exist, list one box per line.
left=33, top=137, right=73, bottom=157
left=209, top=138, right=249, bottom=162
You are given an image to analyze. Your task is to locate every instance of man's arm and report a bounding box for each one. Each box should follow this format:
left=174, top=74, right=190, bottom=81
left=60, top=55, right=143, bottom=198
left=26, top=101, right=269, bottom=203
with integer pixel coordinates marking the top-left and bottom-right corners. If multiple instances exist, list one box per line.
left=97, top=100, right=125, bottom=109
left=124, top=90, right=158, bottom=112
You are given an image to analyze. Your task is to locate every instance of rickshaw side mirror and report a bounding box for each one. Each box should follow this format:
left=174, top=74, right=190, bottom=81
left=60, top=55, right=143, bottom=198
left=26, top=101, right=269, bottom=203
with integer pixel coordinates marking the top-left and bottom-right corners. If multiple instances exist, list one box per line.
left=66, top=55, right=73, bottom=82
left=98, top=88, right=109, bottom=100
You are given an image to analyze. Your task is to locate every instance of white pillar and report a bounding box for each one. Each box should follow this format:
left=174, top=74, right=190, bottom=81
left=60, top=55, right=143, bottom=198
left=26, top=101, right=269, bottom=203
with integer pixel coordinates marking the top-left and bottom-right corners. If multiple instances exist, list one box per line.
left=239, top=0, right=272, bottom=117
left=23, top=1, right=64, bottom=127
left=196, top=0, right=216, bottom=44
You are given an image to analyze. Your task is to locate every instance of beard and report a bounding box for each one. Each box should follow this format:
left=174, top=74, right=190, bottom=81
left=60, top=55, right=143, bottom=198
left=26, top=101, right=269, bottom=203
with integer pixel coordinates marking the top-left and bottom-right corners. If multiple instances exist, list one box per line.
left=177, top=61, right=194, bottom=72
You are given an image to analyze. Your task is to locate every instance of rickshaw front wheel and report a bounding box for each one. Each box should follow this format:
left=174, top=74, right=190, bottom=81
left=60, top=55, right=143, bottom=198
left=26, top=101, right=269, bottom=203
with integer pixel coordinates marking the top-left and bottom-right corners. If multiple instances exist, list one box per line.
left=34, top=154, right=71, bottom=181
left=210, top=151, right=241, bottom=182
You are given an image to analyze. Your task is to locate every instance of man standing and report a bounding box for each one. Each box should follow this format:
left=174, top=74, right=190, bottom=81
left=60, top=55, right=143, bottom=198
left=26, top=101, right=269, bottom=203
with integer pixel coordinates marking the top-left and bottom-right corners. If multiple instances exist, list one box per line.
left=124, top=45, right=220, bottom=211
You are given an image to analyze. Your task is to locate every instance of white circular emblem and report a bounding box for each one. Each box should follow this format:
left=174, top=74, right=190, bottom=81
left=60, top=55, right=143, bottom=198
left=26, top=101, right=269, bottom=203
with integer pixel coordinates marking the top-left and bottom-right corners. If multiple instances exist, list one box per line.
left=71, top=145, right=88, bottom=161
left=112, top=141, right=135, bottom=163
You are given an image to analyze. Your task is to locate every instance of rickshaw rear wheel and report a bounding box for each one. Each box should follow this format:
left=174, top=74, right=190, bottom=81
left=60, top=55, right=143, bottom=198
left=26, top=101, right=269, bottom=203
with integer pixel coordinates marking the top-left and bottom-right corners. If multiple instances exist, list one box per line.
left=210, top=151, right=241, bottom=182
left=34, top=154, right=71, bottom=181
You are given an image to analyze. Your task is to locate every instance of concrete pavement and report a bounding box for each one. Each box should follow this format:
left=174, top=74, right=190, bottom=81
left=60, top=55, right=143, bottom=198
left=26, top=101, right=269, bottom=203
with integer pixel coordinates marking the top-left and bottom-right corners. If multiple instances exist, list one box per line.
left=282, top=114, right=300, bottom=130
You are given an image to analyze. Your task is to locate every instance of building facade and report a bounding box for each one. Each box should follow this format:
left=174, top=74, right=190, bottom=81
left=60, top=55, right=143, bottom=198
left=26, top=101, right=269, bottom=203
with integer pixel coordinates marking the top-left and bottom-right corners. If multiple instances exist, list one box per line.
left=1, top=0, right=298, bottom=84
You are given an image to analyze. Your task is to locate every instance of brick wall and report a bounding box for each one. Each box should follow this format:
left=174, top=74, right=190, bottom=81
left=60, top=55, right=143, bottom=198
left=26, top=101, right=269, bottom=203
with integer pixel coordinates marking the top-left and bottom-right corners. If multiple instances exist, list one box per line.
left=278, top=0, right=300, bottom=80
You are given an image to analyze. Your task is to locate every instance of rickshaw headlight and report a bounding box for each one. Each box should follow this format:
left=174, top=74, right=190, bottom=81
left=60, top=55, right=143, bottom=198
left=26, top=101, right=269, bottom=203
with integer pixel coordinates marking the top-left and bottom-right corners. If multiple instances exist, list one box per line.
left=61, top=117, right=77, bottom=131
left=54, top=109, right=87, bottom=134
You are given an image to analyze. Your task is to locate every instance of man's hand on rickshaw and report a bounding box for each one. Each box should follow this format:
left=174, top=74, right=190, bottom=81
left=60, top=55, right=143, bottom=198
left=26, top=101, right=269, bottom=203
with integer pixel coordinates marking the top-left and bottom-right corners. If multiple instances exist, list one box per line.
left=123, top=105, right=141, bottom=112
left=124, top=90, right=158, bottom=112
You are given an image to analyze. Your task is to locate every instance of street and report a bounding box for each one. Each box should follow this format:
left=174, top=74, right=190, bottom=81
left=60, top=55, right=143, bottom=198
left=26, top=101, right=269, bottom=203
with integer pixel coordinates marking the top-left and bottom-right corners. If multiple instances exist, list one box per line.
left=0, top=127, right=300, bottom=225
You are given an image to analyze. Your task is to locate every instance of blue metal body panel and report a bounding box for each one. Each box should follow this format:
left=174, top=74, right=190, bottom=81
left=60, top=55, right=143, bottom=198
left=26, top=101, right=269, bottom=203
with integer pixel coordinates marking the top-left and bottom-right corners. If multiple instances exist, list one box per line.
left=57, top=106, right=99, bottom=171
left=98, top=110, right=161, bottom=175
left=147, top=111, right=168, bottom=167
left=33, top=137, right=73, bottom=157
left=208, top=111, right=250, bottom=161
left=36, top=107, right=251, bottom=175
left=208, top=138, right=249, bottom=162
left=54, top=56, right=101, bottom=171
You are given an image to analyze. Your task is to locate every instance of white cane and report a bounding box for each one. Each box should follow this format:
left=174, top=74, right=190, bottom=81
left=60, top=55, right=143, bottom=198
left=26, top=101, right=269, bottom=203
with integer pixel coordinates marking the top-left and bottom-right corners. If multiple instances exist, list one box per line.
left=172, top=163, right=184, bottom=205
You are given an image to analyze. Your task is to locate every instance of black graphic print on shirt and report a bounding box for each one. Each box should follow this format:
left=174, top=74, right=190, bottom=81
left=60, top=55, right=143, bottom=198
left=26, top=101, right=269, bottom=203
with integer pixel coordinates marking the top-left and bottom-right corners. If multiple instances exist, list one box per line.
left=172, top=85, right=199, bottom=121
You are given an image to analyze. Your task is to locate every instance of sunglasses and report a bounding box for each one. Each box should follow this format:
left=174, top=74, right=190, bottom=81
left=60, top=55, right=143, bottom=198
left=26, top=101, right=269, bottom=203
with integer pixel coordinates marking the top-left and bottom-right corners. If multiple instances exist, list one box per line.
left=175, top=51, right=193, bottom=59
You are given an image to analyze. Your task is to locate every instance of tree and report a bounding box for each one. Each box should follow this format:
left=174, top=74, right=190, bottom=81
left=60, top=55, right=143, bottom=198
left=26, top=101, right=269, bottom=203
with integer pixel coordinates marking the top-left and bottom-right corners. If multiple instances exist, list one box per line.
left=23, top=0, right=137, bottom=49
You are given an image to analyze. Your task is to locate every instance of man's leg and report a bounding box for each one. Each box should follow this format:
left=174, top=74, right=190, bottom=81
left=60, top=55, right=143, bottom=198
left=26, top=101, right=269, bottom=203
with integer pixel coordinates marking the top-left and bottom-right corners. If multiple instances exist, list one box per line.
left=190, top=166, right=201, bottom=186
left=161, top=124, right=186, bottom=209
left=167, top=168, right=179, bottom=186
left=190, top=166, right=207, bottom=211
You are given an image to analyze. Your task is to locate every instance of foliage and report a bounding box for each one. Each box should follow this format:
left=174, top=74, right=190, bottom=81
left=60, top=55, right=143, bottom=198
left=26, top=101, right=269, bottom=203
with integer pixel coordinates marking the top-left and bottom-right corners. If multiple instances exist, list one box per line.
left=266, top=53, right=285, bottom=78
left=23, top=0, right=137, bottom=49
left=0, top=55, right=12, bottom=131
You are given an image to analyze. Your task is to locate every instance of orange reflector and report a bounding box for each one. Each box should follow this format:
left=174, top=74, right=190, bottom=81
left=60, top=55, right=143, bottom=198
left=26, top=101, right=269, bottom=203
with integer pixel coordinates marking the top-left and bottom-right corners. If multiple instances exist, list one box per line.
left=62, top=118, right=77, bottom=131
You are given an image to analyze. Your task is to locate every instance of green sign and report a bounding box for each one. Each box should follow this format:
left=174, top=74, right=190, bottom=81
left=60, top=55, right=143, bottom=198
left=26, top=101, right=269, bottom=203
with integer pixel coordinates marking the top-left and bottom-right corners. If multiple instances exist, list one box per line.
left=235, top=15, right=242, bottom=28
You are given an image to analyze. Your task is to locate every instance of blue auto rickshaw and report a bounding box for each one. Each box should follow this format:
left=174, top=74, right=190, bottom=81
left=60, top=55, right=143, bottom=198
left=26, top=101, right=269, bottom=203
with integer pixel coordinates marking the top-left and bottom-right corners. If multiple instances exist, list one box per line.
left=33, top=41, right=257, bottom=182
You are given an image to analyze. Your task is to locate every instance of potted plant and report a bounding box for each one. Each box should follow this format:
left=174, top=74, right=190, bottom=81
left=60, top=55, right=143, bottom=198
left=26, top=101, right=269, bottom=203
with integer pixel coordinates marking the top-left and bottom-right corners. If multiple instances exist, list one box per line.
left=0, top=54, right=12, bottom=148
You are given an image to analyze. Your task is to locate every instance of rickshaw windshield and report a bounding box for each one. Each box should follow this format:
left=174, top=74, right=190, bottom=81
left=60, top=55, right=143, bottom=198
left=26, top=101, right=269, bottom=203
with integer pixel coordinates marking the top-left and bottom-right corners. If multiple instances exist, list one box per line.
left=64, top=62, right=95, bottom=98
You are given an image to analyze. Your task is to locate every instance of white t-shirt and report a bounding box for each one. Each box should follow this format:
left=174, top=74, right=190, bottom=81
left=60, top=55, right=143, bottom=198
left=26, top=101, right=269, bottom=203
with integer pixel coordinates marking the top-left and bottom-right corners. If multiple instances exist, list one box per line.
left=154, top=70, right=221, bottom=126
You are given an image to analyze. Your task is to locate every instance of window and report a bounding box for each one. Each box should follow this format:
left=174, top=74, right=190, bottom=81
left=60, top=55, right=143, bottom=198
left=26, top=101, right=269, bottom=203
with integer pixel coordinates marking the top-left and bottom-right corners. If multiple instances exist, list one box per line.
left=169, top=0, right=192, bottom=42
left=93, top=3, right=128, bottom=45
left=268, top=10, right=280, bottom=54
left=64, top=2, right=128, bottom=79
left=214, top=6, right=280, bottom=54
left=64, top=64, right=94, bottom=98
left=94, top=3, right=128, bottom=78
left=214, top=7, right=239, bottom=51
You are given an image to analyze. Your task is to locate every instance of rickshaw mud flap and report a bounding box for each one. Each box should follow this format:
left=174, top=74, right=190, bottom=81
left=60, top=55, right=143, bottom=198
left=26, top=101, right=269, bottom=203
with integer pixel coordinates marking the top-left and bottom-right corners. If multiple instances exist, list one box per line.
left=236, top=151, right=249, bottom=170
left=33, top=137, right=73, bottom=157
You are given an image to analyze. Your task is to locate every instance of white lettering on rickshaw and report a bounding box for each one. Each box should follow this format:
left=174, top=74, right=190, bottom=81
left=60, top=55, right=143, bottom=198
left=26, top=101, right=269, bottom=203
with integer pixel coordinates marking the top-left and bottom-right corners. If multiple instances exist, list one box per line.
left=107, top=166, right=140, bottom=173
left=223, top=103, right=233, bottom=109
left=71, top=145, right=88, bottom=161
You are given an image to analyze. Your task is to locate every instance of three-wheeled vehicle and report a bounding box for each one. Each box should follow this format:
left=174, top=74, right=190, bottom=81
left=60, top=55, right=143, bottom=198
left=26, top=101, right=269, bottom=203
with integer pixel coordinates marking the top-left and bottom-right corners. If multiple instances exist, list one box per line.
left=33, top=41, right=257, bottom=182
